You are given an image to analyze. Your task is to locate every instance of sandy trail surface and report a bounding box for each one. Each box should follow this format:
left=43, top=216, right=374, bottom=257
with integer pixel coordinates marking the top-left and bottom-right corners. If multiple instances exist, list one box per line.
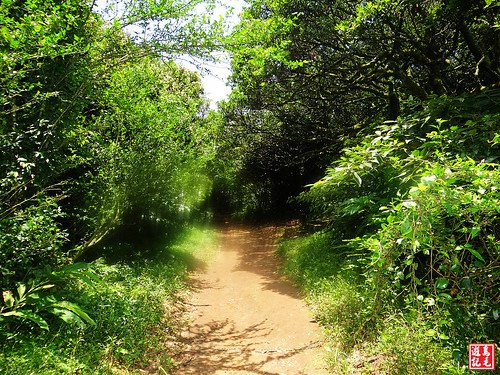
left=173, top=224, right=328, bottom=375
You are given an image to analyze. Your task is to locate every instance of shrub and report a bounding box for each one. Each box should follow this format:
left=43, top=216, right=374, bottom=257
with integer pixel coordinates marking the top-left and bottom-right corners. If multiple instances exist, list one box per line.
left=295, top=91, right=499, bottom=369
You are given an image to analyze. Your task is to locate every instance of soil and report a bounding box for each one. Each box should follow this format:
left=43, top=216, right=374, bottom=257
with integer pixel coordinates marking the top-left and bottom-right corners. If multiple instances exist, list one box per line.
left=172, top=223, right=328, bottom=375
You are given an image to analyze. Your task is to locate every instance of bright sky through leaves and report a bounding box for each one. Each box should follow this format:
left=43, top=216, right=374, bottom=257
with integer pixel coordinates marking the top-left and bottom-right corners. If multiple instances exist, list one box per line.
left=180, top=0, right=247, bottom=108
left=94, top=0, right=247, bottom=109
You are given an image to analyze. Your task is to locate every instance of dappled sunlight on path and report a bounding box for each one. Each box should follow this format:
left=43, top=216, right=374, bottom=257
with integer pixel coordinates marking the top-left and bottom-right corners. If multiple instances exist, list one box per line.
left=172, top=224, right=328, bottom=375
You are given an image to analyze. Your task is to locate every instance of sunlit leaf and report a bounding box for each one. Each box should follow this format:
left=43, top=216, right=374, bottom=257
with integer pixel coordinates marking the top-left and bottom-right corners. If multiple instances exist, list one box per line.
left=2, top=310, right=49, bottom=331
left=49, top=301, right=95, bottom=326
left=435, top=278, right=448, bottom=289
left=3, top=291, right=15, bottom=308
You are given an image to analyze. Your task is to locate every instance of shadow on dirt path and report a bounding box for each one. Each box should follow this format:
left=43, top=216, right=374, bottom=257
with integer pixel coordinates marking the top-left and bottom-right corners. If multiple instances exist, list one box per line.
left=172, top=223, right=328, bottom=375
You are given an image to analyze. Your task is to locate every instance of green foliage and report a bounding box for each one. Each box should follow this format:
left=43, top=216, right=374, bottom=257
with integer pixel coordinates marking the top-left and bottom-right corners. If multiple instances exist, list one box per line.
left=0, top=0, right=98, bottom=287
left=222, top=0, right=500, bottom=215
left=295, top=90, right=499, bottom=369
left=0, top=2, right=224, bottom=372
left=103, top=0, right=227, bottom=58
left=365, top=316, right=459, bottom=375
left=0, top=198, right=67, bottom=287
left=0, top=266, right=99, bottom=333
left=278, top=231, right=376, bottom=350
left=80, top=56, right=213, bottom=252
left=210, top=158, right=273, bottom=219
left=0, top=261, right=174, bottom=373
left=0, top=225, right=217, bottom=374
left=1, top=0, right=223, bottom=284
left=278, top=232, right=461, bottom=373
left=363, top=159, right=499, bottom=350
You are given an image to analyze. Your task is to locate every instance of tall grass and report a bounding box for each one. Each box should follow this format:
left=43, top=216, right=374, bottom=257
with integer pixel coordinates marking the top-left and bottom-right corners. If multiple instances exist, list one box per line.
left=0, top=225, right=217, bottom=374
left=278, top=231, right=467, bottom=374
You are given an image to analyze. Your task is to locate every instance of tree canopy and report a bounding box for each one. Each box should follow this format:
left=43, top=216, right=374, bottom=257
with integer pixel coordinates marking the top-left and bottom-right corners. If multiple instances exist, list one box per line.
left=0, top=0, right=223, bottom=287
left=218, top=0, right=499, bottom=214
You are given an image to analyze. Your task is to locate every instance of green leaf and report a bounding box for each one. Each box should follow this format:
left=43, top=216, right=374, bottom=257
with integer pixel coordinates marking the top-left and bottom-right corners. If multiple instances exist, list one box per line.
left=470, top=226, right=480, bottom=238
left=2, top=310, right=49, bottom=330
left=439, top=333, right=450, bottom=340
left=39, top=284, right=55, bottom=290
left=48, top=307, right=84, bottom=326
left=425, top=329, right=436, bottom=337
left=52, top=262, right=91, bottom=276
left=3, top=291, right=15, bottom=308
left=493, top=309, right=499, bottom=320
left=352, top=171, right=362, bottom=187
left=484, top=0, right=499, bottom=8
left=79, top=271, right=107, bottom=288
left=465, top=246, right=485, bottom=263
left=438, top=293, right=452, bottom=300
left=16, top=284, right=27, bottom=300
left=49, top=301, right=95, bottom=326
left=435, top=278, right=449, bottom=289
left=400, top=216, right=412, bottom=236
left=52, top=263, right=105, bottom=288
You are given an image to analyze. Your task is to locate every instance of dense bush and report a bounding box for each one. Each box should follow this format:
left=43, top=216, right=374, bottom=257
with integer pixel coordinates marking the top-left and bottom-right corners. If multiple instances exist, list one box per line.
left=78, top=57, right=214, bottom=253
left=295, top=90, right=499, bottom=370
left=0, top=8, right=225, bottom=374
left=0, top=0, right=98, bottom=289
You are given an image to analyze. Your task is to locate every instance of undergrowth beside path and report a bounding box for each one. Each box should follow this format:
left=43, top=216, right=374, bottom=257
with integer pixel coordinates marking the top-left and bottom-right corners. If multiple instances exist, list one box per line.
left=0, top=225, right=217, bottom=375
left=278, top=230, right=468, bottom=374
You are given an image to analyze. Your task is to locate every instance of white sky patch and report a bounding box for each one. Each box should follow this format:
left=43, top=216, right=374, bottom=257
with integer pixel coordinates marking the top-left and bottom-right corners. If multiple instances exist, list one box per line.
left=175, top=53, right=232, bottom=109
left=199, top=58, right=232, bottom=108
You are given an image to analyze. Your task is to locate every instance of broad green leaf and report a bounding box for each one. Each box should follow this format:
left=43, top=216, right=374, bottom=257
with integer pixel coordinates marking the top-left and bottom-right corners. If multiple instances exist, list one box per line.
left=16, top=284, right=26, bottom=300
left=3, top=310, right=49, bottom=331
left=48, top=307, right=84, bottom=326
left=400, top=216, right=412, bottom=236
left=50, top=301, right=95, bottom=326
left=52, top=263, right=105, bottom=287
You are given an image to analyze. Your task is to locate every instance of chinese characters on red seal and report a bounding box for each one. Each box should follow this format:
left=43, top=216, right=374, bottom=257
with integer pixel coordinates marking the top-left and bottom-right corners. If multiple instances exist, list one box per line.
left=469, top=343, right=496, bottom=371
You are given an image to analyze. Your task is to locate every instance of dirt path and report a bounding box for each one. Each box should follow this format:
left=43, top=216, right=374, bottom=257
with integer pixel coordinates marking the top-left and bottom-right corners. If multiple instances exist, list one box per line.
left=173, top=224, right=328, bottom=375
